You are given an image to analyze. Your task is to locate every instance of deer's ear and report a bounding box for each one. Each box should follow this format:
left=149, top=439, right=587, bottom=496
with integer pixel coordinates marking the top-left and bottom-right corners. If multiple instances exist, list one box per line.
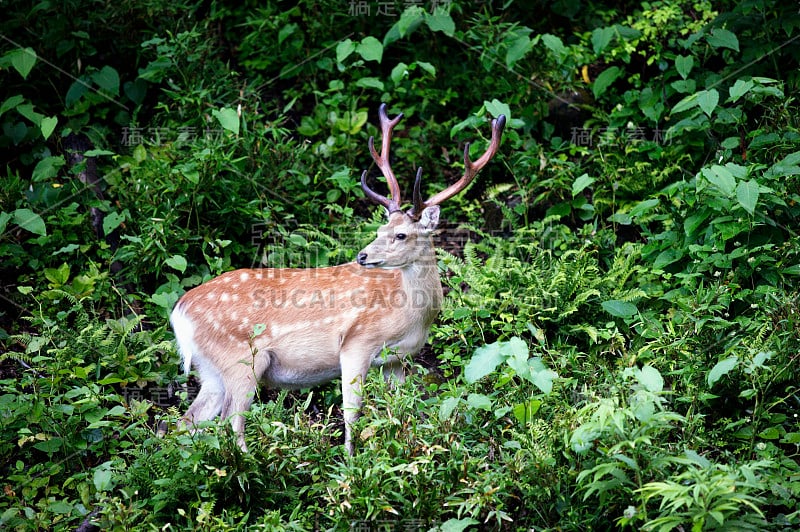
left=418, top=205, right=440, bottom=233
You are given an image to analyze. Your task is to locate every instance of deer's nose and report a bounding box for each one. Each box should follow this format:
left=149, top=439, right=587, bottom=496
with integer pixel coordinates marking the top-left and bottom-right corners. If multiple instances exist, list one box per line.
left=357, top=252, right=368, bottom=265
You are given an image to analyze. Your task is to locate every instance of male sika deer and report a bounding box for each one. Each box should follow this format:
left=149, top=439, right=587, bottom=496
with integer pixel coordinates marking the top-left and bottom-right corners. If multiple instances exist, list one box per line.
left=171, top=104, right=505, bottom=453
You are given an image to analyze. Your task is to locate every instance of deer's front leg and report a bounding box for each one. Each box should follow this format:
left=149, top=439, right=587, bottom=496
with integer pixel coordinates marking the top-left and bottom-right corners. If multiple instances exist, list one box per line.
left=340, top=348, right=372, bottom=455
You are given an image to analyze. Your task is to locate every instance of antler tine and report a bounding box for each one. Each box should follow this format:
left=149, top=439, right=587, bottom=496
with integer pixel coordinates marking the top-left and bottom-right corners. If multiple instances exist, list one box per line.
left=411, top=167, right=424, bottom=216
left=361, top=103, right=404, bottom=213
left=417, top=114, right=506, bottom=212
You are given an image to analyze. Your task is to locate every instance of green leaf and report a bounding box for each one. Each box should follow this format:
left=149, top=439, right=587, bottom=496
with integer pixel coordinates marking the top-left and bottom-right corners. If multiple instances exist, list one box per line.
left=638, top=365, right=664, bottom=393
left=674, top=55, right=694, bottom=79
left=44, top=263, right=70, bottom=285
left=735, top=179, right=759, bottom=214
left=592, top=66, right=622, bottom=98
left=92, top=66, right=120, bottom=95
left=354, top=77, right=384, bottom=91
left=32, top=155, right=66, bottom=182
left=591, top=26, right=615, bottom=54
left=33, top=436, right=63, bottom=453
left=384, top=6, right=425, bottom=46
left=336, top=39, right=356, bottom=63
left=93, top=464, right=114, bottom=491
left=439, top=518, right=480, bottom=532
left=14, top=208, right=46, bottom=236
left=541, top=34, right=566, bottom=62
left=39, top=116, right=57, bottom=140
left=601, top=299, right=638, bottom=318
left=653, top=248, right=683, bottom=269
left=278, top=23, right=298, bottom=45
left=356, top=36, right=383, bottom=63
left=102, top=211, right=125, bottom=236
left=505, top=35, right=532, bottom=67
left=483, top=98, right=511, bottom=121
left=164, top=255, right=187, bottom=274
left=212, top=107, right=239, bottom=135
left=571, top=173, right=595, bottom=197
left=701, top=165, right=736, bottom=196
left=0, top=211, right=10, bottom=234
left=706, top=28, right=739, bottom=51
left=65, top=80, right=89, bottom=107
left=464, top=342, right=506, bottom=383
left=782, top=264, right=800, bottom=276
left=758, top=426, right=780, bottom=440
left=697, top=89, right=719, bottom=117
left=0, top=94, right=25, bottom=116
left=466, top=393, right=493, bottom=411
left=671, top=92, right=700, bottom=113
left=438, top=396, right=460, bottom=421
left=728, top=79, right=754, bottom=103
left=9, top=47, right=37, bottom=79
left=425, top=8, right=455, bottom=36
left=708, top=355, right=738, bottom=386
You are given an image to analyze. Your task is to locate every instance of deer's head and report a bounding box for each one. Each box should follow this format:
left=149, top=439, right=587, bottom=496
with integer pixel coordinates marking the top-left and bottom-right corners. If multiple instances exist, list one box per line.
left=357, top=104, right=506, bottom=270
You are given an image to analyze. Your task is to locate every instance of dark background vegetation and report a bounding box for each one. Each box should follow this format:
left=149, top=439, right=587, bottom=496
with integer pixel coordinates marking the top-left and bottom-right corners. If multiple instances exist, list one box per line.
left=1, top=0, right=799, bottom=529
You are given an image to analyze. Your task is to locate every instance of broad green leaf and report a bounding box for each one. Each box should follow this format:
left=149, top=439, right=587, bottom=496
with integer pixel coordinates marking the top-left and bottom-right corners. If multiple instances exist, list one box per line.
left=782, top=264, right=800, bottom=276
left=758, top=426, right=780, bottom=440
left=0, top=211, right=11, bottom=234
left=601, top=299, right=638, bottom=317
left=653, top=248, right=683, bottom=269
left=356, top=36, right=383, bottom=63
left=65, top=80, right=89, bottom=107
left=439, top=518, right=480, bottom=532
left=671, top=92, right=699, bottom=113
left=354, top=77, right=384, bottom=91
left=701, top=165, right=736, bottom=196
left=728, top=79, right=754, bottom=103
left=483, top=99, right=511, bottom=121
left=466, top=393, right=493, bottom=411
left=674, top=55, right=694, bottom=79
left=32, top=155, right=66, bottom=182
left=102, top=211, right=125, bottom=236
left=706, top=28, right=739, bottom=51
left=735, top=179, right=759, bottom=214
left=591, top=26, right=615, bottom=54
left=383, top=6, right=425, bottom=46
left=336, top=39, right=356, bottom=63
left=44, top=263, right=70, bottom=285
left=512, top=399, right=542, bottom=424
left=697, top=89, right=719, bottom=117
left=529, top=364, right=557, bottom=395
left=541, top=34, right=566, bottom=62
left=0, top=94, right=25, bottom=116
left=638, top=365, right=664, bottom=393
left=14, top=208, right=46, bottom=236
left=165, top=255, right=187, bottom=273
left=289, top=233, right=308, bottom=247
left=92, top=65, right=120, bottom=95
left=425, top=8, right=455, bottom=36
left=93, top=466, right=113, bottom=492
left=708, top=355, right=738, bottom=386
left=278, top=23, right=298, bottom=45
left=592, top=66, right=621, bottom=98
left=212, top=107, right=239, bottom=135
left=505, top=35, right=532, bottom=67
left=571, top=173, right=595, bottom=197
left=9, top=47, right=37, bottom=79
left=464, top=342, right=506, bottom=383
left=33, top=436, right=63, bottom=453
left=39, top=116, right=57, bottom=140
left=438, top=396, right=460, bottom=421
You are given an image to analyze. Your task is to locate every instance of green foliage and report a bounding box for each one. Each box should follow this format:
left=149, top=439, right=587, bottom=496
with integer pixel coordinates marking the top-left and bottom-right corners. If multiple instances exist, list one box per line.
left=2, top=0, right=800, bottom=529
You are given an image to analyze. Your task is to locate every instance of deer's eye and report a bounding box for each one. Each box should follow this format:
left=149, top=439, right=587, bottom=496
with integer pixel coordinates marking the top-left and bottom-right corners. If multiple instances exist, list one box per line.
left=395, top=233, right=407, bottom=241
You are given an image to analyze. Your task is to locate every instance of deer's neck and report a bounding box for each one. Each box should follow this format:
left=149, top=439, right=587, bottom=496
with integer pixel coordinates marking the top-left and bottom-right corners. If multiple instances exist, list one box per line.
left=400, top=242, right=442, bottom=320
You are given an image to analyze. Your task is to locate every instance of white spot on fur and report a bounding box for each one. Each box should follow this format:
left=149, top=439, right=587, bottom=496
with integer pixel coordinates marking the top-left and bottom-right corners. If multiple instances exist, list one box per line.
left=240, top=272, right=250, bottom=281
left=221, top=293, right=231, bottom=302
